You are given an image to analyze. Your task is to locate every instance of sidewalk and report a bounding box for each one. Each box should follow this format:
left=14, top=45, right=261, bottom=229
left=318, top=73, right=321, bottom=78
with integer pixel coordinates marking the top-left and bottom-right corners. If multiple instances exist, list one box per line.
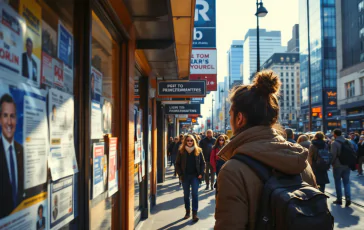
left=326, top=168, right=364, bottom=207
left=137, top=167, right=364, bottom=230
left=136, top=168, right=216, bottom=230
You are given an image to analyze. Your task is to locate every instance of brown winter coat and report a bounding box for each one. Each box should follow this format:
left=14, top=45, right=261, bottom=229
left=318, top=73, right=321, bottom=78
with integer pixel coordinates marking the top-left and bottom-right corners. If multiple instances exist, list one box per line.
left=215, top=126, right=317, bottom=230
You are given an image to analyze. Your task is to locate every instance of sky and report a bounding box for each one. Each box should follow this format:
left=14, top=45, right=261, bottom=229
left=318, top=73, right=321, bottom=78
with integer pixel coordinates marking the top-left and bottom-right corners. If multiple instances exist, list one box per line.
left=200, top=0, right=300, bottom=123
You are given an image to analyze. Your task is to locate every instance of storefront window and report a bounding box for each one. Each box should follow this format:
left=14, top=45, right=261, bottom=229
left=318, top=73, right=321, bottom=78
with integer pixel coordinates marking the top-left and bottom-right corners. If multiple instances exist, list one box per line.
left=90, top=11, right=120, bottom=230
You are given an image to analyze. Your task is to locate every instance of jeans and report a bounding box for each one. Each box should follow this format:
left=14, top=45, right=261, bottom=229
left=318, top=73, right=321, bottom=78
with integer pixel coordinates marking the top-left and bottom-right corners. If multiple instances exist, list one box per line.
left=205, top=163, right=215, bottom=186
left=358, top=156, right=364, bottom=175
left=333, top=167, right=351, bottom=200
left=182, top=174, right=199, bottom=211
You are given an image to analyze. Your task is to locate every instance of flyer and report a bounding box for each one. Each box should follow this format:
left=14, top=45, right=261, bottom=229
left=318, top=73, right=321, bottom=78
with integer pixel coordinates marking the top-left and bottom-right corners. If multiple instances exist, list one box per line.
left=91, top=66, right=102, bottom=103
left=136, top=109, right=142, bottom=141
left=41, top=20, right=57, bottom=57
left=0, top=3, right=25, bottom=80
left=57, top=22, right=73, bottom=69
left=91, top=102, right=103, bottom=139
left=19, top=0, right=42, bottom=88
left=52, top=58, right=64, bottom=90
left=102, top=98, right=112, bottom=134
left=48, top=176, right=74, bottom=230
left=41, top=52, right=53, bottom=89
left=48, top=88, right=78, bottom=181
left=0, top=79, right=48, bottom=225
left=63, top=66, right=73, bottom=94
left=92, top=142, right=106, bottom=199
left=134, top=141, right=141, bottom=164
left=108, top=137, right=118, bottom=197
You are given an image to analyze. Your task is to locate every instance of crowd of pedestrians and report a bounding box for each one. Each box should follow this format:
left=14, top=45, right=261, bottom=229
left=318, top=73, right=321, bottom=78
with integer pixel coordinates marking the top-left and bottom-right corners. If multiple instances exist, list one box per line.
left=165, top=70, right=363, bottom=229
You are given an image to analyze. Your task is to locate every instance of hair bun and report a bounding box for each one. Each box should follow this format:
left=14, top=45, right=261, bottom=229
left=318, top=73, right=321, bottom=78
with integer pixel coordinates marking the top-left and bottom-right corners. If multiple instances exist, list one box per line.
left=253, top=70, right=281, bottom=96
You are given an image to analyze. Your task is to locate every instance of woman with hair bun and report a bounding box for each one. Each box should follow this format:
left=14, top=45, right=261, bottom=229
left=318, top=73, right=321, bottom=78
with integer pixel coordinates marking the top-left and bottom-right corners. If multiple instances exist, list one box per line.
left=214, top=71, right=317, bottom=229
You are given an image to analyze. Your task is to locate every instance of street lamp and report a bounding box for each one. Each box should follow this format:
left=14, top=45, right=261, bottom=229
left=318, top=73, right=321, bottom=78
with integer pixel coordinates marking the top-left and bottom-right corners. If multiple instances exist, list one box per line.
left=220, top=89, right=225, bottom=132
left=255, top=0, right=268, bottom=73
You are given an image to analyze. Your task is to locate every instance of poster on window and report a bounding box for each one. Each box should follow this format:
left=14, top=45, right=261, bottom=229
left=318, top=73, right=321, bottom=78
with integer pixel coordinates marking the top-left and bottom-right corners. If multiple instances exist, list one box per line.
left=19, top=0, right=42, bottom=88
left=63, top=66, right=73, bottom=94
left=41, top=20, right=57, bottom=58
left=91, top=102, right=103, bottom=139
left=48, top=88, right=78, bottom=181
left=108, top=137, right=118, bottom=197
left=57, top=22, right=73, bottom=69
left=92, top=142, right=107, bottom=199
left=0, top=78, right=48, bottom=226
left=136, top=109, right=142, bottom=141
left=48, top=175, right=74, bottom=230
left=52, top=58, right=63, bottom=90
left=90, top=66, right=102, bottom=103
left=0, top=3, right=24, bottom=80
left=102, top=98, right=112, bottom=134
left=134, top=141, right=141, bottom=164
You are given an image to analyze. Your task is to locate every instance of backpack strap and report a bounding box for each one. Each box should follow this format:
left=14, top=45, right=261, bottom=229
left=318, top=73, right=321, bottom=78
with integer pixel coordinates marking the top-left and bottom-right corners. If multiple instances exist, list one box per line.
left=231, top=154, right=271, bottom=183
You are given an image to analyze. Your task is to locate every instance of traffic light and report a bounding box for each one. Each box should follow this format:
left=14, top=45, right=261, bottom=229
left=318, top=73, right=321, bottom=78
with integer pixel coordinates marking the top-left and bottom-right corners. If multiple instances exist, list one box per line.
left=328, top=112, right=332, bottom=117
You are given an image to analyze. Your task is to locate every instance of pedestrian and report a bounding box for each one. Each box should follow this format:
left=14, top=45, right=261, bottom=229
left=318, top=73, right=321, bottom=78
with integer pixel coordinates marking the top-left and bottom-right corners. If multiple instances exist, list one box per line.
left=210, top=136, right=228, bottom=179
left=214, top=71, right=318, bottom=229
left=331, top=129, right=352, bottom=207
left=357, top=135, right=364, bottom=176
left=308, top=132, right=330, bottom=192
left=199, top=129, right=216, bottom=190
left=349, top=132, right=358, bottom=153
left=170, top=136, right=181, bottom=177
left=297, top=134, right=311, bottom=149
left=285, top=128, right=296, bottom=143
left=168, top=137, right=175, bottom=164
left=175, top=134, right=205, bottom=222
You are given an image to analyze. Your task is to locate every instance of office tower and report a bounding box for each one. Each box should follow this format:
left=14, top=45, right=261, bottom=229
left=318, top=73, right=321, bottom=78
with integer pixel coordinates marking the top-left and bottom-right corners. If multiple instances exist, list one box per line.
left=336, top=0, right=364, bottom=132
left=243, top=29, right=282, bottom=84
left=261, top=53, right=300, bottom=129
left=299, top=0, right=337, bottom=132
left=227, top=40, right=244, bottom=87
left=287, top=24, right=300, bottom=53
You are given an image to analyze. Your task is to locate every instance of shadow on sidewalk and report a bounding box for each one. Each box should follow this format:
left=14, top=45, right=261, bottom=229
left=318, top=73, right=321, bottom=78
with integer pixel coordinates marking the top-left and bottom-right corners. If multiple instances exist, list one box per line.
left=157, top=218, right=199, bottom=230
left=330, top=204, right=360, bottom=228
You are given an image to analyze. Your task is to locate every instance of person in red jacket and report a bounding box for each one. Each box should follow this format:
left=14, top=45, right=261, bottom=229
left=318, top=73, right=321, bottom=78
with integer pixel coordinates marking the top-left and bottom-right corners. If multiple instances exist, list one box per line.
left=210, top=135, right=228, bottom=174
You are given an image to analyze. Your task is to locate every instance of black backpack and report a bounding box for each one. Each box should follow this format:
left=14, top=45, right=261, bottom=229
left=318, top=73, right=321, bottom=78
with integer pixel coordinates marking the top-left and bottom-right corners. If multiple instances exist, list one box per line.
left=313, top=143, right=332, bottom=171
left=335, top=140, right=357, bottom=171
left=231, top=155, right=334, bottom=230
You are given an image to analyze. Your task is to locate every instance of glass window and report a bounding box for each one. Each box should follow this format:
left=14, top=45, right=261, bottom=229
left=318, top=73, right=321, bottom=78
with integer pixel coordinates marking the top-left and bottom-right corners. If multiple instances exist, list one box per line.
left=346, top=81, right=355, bottom=98
left=90, top=11, right=120, bottom=229
left=281, top=73, right=284, bottom=77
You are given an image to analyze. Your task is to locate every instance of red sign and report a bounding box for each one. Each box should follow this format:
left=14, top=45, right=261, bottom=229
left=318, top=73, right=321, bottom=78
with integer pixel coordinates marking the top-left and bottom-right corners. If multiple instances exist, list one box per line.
left=216, top=126, right=219, bottom=130
left=189, top=74, right=217, bottom=91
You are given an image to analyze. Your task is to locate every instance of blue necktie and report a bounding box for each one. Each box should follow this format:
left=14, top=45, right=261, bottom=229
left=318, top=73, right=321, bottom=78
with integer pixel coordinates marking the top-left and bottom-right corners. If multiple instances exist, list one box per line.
left=9, top=145, right=18, bottom=208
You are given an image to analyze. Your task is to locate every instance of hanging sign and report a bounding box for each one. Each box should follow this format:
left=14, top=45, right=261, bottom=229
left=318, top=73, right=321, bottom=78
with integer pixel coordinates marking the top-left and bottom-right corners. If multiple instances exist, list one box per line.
left=165, top=104, right=201, bottom=115
left=157, top=81, right=206, bottom=97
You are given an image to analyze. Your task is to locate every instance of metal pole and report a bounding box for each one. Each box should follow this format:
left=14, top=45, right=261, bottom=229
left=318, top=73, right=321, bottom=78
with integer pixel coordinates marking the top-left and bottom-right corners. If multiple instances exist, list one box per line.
left=256, top=0, right=260, bottom=73
left=306, top=0, right=312, bottom=131
left=212, top=97, right=214, bottom=131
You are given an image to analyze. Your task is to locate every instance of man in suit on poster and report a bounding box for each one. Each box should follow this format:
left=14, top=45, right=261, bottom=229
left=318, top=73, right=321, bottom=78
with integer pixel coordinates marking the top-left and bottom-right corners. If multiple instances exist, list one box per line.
left=22, top=38, right=38, bottom=82
left=0, top=94, right=24, bottom=218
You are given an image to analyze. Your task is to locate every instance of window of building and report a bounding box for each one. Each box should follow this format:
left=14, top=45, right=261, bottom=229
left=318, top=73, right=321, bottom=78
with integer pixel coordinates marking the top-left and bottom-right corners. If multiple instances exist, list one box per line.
left=286, top=57, right=290, bottom=62
left=346, top=81, right=355, bottom=98
left=286, top=78, right=289, bottom=82
left=281, top=57, right=284, bottom=62
left=281, top=72, right=283, bottom=77
left=280, top=66, right=283, bottom=70
left=291, top=72, right=294, bottom=77
left=292, top=96, right=295, bottom=101
left=361, top=78, right=364, bottom=95
left=286, top=66, right=289, bottom=69
left=359, top=1, right=364, bottom=12
left=292, top=114, right=295, bottom=120
left=292, top=57, right=296, bottom=62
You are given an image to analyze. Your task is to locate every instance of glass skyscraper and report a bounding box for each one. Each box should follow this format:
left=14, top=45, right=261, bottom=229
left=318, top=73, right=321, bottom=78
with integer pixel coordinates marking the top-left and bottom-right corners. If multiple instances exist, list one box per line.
left=299, top=0, right=337, bottom=131
left=227, top=40, right=244, bottom=87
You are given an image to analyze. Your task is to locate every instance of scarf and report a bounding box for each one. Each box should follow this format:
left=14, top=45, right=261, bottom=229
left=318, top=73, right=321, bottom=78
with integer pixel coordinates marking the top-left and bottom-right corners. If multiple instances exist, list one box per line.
left=185, top=146, right=195, bottom=154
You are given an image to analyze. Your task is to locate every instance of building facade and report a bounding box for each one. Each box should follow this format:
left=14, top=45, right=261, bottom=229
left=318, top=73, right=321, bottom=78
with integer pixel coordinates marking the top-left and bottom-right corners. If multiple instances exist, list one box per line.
left=243, top=29, right=283, bottom=84
left=227, top=40, right=244, bottom=87
left=336, top=0, right=364, bottom=132
left=299, top=0, right=338, bottom=132
left=261, top=53, right=301, bottom=129
left=287, top=24, right=300, bottom=53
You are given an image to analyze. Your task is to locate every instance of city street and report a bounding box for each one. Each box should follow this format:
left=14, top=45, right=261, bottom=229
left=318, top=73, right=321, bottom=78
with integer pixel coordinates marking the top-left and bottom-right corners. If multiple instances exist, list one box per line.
left=137, top=167, right=364, bottom=230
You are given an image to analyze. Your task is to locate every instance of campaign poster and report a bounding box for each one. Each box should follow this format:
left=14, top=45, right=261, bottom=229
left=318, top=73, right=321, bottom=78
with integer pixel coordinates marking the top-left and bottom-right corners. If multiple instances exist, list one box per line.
left=0, top=79, right=48, bottom=226
left=136, top=109, right=142, bottom=141
left=0, top=3, right=24, bottom=79
left=91, top=102, right=103, bottom=139
left=41, top=20, right=57, bottom=58
left=52, top=58, right=63, bottom=89
left=91, top=66, right=102, bottom=103
left=63, top=66, right=73, bottom=94
left=92, top=142, right=107, bottom=199
left=134, top=141, right=141, bottom=164
left=102, top=98, right=112, bottom=134
left=19, top=0, right=42, bottom=88
left=57, top=22, right=73, bottom=69
left=108, top=137, right=118, bottom=197
left=48, top=176, right=74, bottom=230
left=41, top=52, right=53, bottom=90
left=48, top=88, right=78, bottom=181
